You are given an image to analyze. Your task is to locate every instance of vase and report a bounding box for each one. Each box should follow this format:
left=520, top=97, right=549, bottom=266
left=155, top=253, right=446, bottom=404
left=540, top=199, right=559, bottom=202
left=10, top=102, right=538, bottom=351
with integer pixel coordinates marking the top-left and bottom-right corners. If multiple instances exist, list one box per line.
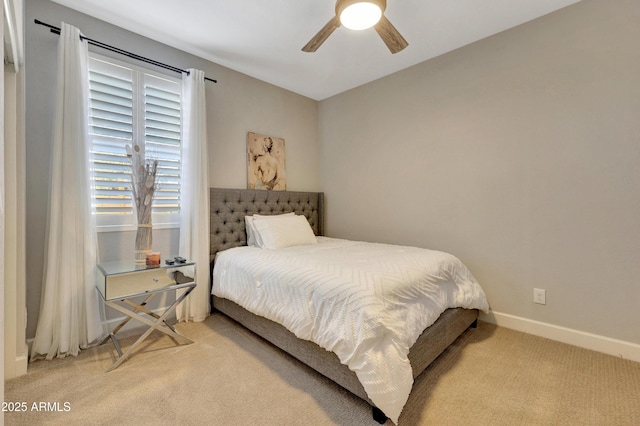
left=135, top=223, right=153, bottom=264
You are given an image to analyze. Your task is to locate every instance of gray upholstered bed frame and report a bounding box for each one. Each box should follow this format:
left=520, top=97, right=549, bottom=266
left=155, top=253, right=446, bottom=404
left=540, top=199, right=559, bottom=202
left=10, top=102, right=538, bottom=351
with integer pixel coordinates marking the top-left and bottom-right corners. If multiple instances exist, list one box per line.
left=209, top=188, right=478, bottom=423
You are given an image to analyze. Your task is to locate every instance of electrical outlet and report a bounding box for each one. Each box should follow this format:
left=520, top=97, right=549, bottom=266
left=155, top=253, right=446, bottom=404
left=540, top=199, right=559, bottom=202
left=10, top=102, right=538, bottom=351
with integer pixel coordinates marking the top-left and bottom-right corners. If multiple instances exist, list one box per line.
left=533, top=288, right=546, bottom=305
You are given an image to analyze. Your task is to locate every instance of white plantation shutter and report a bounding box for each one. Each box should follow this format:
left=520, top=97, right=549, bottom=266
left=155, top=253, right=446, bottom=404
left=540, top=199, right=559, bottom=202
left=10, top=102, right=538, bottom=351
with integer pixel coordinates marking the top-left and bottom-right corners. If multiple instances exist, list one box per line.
left=144, top=77, right=182, bottom=216
left=88, top=55, right=182, bottom=229
left=89, top=59, right=134, bottom=220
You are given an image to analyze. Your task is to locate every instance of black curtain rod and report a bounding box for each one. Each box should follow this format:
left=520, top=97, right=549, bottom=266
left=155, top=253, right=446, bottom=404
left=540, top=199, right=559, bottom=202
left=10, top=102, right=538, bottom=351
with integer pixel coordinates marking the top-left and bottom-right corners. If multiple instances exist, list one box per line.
left=34, top=19, right=217, bottom=83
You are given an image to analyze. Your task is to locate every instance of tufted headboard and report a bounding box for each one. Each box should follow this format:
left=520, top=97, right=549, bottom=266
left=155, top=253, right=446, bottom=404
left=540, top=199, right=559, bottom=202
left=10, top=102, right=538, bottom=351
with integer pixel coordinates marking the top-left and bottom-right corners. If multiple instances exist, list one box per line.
left=209, top=188, right=324, bottom=262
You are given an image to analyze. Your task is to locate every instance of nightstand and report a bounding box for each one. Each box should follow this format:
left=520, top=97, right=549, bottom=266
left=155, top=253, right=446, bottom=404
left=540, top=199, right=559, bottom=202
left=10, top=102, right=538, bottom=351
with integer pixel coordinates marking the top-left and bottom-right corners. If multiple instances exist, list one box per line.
left=97, top=261, right=196, bottom=372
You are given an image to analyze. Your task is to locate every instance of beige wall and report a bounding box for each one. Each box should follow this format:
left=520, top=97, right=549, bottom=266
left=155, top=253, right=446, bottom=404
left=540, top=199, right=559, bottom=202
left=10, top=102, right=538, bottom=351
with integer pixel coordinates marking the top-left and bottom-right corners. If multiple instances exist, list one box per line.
left=319, top=0, right=640, bottom=345
left=25, top=0, right=320, bottom=338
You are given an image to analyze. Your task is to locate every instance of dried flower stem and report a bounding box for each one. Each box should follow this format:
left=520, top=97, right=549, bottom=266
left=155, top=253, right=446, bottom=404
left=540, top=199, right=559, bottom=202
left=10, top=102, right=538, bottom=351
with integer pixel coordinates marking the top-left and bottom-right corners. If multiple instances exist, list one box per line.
left=126, top=144, right=158, bottom=263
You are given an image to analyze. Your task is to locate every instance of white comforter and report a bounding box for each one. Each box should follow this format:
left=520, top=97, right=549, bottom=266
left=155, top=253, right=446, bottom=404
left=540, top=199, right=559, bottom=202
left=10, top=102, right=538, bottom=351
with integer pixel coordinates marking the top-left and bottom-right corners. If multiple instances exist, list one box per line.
left=212, top=237, right=489, bottom=423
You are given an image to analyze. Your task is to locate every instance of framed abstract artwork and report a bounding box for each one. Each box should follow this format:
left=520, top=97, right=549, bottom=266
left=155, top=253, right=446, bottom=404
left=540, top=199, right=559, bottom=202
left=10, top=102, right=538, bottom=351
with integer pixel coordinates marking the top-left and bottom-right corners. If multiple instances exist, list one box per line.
left=247, top=132, right=286, bottom=190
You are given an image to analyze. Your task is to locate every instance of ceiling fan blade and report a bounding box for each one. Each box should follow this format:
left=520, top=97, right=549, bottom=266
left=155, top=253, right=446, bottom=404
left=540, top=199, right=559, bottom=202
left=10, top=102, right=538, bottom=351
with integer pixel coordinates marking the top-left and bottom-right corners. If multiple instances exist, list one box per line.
left=374, top=15, right=408, bottom=54
left=302, top=16, right=341, bottom=52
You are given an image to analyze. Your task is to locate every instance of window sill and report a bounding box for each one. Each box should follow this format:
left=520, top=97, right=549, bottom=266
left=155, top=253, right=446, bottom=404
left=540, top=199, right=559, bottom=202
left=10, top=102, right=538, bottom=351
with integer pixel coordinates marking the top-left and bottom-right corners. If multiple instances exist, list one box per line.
left=97, top=222, right=179, bottom=233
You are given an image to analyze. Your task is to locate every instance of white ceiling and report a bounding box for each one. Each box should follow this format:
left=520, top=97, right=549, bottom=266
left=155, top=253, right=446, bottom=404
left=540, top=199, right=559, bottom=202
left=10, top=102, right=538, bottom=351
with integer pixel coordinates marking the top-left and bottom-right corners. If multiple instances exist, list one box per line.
left=51, top=0, right=581, bottom=101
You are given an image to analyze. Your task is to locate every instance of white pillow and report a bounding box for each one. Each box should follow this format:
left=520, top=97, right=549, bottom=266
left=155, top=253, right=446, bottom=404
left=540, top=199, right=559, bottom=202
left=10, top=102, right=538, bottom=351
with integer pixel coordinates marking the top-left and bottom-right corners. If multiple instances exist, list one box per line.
left=251, top=214, right=317, bottom=249
left=245, top=212, right=294, bottom=247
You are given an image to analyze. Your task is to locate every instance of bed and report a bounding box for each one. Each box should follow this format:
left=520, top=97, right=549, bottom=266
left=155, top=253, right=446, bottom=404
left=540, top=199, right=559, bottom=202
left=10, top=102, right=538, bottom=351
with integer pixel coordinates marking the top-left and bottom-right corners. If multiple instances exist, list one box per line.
left=209, top=188, right=488, bottom=424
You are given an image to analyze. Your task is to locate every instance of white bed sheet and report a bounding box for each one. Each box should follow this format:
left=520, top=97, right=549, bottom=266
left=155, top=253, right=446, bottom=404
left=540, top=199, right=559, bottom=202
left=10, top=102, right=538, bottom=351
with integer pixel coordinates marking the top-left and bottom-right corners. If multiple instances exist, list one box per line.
left=212, top=237, right=489, bottom=423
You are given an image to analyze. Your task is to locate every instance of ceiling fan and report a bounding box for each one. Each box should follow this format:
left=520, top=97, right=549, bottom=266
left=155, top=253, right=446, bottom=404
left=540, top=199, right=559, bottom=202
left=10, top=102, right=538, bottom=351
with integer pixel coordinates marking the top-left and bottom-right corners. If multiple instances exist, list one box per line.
left=302, top=0, right=408, bottom=54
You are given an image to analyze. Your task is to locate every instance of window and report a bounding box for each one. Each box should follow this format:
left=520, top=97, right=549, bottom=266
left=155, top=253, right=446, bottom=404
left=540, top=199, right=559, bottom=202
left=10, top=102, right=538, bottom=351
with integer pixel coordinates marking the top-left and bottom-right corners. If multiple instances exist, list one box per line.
left=88, top=55, right=182, bottom=230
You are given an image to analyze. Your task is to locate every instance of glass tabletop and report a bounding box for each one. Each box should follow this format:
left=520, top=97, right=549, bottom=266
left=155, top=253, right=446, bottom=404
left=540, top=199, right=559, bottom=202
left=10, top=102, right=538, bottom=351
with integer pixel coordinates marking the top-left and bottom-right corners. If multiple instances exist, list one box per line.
left=98, top=260, right=195, bottom=277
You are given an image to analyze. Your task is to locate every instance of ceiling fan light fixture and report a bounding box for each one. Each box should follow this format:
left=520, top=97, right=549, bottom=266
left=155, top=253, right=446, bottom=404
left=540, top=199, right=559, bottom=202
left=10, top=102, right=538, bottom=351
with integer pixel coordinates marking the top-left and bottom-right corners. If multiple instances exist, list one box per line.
left=338, top=0, right=385, bottom=31
left=303, top=0, right=407, bottom=54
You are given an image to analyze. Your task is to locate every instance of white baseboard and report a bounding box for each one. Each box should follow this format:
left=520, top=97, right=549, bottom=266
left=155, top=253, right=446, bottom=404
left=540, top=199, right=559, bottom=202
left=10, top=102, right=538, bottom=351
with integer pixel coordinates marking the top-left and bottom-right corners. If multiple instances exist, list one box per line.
left=25, top=306, right=175, bottom=358
left=4, top=353, right=28, bottom=380
left=480, top=311, right=640, bottom=363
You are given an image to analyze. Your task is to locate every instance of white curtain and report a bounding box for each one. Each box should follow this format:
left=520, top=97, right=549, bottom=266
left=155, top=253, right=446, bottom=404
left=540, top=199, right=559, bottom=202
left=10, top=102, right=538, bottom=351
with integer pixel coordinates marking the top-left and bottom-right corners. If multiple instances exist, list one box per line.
left=177, top=68, right=210, bottom=322
left=31, top=23, right=105, bottom=360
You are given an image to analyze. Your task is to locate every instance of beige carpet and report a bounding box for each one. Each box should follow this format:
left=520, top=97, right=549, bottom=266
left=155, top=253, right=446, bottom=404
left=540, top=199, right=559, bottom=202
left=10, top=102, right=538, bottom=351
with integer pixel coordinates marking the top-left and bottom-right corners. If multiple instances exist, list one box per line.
left=5, top=315, right=640, bottom=425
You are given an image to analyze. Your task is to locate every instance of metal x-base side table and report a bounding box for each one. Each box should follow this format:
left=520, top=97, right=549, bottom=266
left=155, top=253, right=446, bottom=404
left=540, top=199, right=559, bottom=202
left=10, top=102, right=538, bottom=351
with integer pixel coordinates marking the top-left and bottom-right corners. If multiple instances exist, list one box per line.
left=97, top=261, right=196, bottom=372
